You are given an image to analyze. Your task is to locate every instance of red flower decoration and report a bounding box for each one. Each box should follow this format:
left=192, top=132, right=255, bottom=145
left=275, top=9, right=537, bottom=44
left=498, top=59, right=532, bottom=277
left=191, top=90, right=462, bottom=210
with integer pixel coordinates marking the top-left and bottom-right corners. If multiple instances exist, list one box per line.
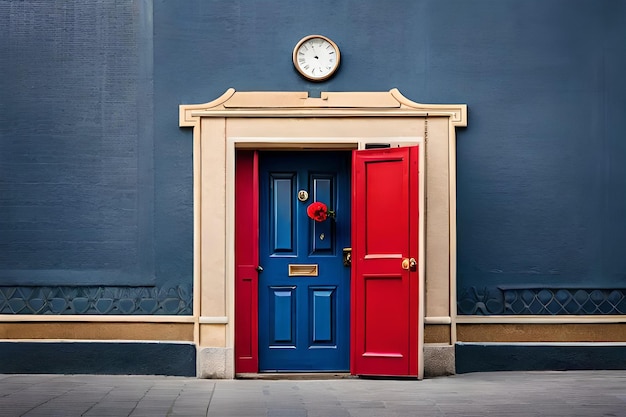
left=306, top=201, right=335, bottom=222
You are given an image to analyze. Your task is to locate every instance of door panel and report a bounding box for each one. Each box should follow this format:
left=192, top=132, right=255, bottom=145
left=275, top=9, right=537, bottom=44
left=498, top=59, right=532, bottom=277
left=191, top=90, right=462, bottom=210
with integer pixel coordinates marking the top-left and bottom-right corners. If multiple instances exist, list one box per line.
left=363, top=275, right=405, bottom=356
left=311, top=287, right=335, bottom=343
left=259, top=151, right=350, bottom=372
left=351, top=146, right=419, bottom=376
left=269, top=286, right=296, bottom=344
left=270, top=174, right=296, bottom=252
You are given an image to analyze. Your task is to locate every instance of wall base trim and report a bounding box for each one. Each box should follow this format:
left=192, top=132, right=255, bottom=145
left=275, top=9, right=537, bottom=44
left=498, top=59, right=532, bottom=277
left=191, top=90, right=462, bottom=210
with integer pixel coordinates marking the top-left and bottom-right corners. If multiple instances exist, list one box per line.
left=456, top=315, right=626, bottom=324
left=456, top=342, right=626, bottom=374
left=0, top=341, right=196, bottom=376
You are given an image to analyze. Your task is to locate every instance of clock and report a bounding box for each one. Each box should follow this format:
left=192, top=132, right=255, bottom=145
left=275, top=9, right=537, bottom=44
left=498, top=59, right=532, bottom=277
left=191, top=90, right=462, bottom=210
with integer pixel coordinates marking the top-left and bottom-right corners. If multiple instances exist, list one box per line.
left=292, top=35, right=340, bottom=81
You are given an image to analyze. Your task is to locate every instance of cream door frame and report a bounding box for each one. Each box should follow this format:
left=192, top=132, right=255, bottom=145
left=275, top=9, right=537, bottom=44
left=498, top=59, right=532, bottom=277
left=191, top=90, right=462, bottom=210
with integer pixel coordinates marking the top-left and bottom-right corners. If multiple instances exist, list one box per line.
left=180, top=89, right=467, bottom=378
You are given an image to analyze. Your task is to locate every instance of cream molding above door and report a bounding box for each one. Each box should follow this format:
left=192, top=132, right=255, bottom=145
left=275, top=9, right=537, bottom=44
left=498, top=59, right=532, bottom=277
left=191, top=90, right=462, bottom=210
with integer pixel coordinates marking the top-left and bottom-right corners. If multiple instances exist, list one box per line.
left=180, top=88, right=467, bottom=125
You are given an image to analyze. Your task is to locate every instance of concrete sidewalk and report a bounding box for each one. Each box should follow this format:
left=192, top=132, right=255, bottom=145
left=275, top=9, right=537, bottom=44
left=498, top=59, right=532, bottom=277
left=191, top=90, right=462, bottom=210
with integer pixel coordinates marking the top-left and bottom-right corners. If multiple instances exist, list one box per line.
left=0, top=371, right=625, bottom=416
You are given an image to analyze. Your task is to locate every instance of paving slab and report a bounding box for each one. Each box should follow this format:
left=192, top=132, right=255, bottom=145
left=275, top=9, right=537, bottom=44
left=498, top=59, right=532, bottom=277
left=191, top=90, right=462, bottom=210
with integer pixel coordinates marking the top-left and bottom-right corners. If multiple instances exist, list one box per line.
left=0, top=371, right=625, bottom=416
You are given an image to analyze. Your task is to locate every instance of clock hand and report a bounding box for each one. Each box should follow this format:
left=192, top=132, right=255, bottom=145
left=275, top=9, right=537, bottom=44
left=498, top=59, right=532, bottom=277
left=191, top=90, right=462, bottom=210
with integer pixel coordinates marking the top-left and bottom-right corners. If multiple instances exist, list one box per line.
left=310, top=43, right=319, bottom=59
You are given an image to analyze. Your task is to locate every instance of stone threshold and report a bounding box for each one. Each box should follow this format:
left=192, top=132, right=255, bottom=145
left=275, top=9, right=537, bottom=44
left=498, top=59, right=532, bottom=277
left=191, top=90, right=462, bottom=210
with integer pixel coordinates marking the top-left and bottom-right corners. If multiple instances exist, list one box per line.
left=236, top=372, right=355, bottom=380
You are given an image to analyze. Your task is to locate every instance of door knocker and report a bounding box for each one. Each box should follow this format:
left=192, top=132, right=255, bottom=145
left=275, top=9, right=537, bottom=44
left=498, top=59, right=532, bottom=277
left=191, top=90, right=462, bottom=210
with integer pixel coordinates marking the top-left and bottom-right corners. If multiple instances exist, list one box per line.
left=297, top=190, right=309, bottom=202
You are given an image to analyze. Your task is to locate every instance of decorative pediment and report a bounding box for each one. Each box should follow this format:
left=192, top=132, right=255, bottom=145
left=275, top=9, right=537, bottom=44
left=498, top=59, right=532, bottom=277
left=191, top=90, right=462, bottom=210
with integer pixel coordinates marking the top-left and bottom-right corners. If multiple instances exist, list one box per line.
left=179, top=88, right=467, bottom=127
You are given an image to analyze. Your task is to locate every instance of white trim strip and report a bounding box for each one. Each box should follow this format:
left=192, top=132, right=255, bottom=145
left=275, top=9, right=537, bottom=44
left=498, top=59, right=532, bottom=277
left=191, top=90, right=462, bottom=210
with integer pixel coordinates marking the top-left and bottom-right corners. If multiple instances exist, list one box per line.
left=0, top=315, right=195, bottom=323
left=191, top=110, right=459, bottom=118
left=424, top=316, right=452, bottom=325
left=457, top=341, right=626, bottom=347
left=199, top=316, right=229, bottom=324
left=456, top=315, right=626, bottom=324
left=0, top=339, right=195, bottom=344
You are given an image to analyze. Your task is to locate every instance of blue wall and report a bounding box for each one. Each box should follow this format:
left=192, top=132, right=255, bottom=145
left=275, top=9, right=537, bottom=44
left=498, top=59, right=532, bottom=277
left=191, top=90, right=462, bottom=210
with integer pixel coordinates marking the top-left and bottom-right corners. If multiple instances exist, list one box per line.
left=0, top=0, right=191, bottom=314
left=1, top=0, right=625, bottom=315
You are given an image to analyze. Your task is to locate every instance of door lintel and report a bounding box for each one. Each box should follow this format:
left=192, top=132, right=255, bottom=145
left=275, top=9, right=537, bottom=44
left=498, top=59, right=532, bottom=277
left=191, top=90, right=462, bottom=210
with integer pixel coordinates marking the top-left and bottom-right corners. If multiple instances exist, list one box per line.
left=179, top=88, right=467, bottom=126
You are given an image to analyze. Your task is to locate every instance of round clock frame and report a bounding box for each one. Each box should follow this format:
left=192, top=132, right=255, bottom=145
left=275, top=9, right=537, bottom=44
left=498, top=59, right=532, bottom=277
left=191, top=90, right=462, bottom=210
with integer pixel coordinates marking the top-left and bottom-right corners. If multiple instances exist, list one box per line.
left=292, top=35, right=341, bottom=82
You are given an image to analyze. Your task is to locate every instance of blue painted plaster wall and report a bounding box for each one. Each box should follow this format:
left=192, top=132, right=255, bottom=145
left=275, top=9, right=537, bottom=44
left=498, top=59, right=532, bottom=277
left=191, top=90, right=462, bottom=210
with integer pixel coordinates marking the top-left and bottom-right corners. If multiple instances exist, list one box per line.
left=1, top=1, right=155, bottom=286
left=1, top=0, right=625, bottom=315
left=155, top=0, right=626, bottom=315
left=0, top=1, right=191, bottom=314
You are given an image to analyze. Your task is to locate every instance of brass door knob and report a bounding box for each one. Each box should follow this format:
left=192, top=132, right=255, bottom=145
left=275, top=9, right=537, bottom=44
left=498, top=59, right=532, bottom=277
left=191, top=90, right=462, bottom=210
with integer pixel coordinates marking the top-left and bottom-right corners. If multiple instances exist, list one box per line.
left=402, top=258, right=410, bottom=270
left=402, top=258, right=417, bottom=271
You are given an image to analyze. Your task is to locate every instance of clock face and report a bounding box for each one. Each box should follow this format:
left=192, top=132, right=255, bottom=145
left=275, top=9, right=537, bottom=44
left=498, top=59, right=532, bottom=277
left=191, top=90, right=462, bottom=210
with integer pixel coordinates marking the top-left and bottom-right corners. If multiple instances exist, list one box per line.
left=293, top=35, right=340, bottom=81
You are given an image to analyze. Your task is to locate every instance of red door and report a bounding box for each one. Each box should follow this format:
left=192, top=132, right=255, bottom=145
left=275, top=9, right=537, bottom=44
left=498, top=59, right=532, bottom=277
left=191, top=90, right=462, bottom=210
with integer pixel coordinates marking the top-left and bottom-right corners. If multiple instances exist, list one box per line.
left=351, top=146, right=420, bottom=377
left=235, top=150, right=259, bottom=373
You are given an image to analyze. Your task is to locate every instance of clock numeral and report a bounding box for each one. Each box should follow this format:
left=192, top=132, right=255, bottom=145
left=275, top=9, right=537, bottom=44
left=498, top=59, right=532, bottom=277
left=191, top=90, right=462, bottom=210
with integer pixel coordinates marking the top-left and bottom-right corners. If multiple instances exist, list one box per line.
left=304, top=65, right=310, bottom=70
left=298, top=58, right=305, bottom=64
left=329, top=51, right=335, bottom=55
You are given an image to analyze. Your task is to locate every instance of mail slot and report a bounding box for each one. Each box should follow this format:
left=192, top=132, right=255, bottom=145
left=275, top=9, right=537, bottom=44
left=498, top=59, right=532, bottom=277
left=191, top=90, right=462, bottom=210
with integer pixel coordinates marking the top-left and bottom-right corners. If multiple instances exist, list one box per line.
left=288, top=264, right=318, bottom=277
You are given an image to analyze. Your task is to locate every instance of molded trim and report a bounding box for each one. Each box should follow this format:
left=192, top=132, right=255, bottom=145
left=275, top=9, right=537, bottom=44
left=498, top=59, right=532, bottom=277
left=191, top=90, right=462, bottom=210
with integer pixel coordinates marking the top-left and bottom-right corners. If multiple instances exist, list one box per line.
left=425, top=316, right=452, bottom=324
left=180, top=89, right=467, bottom=124
left=456, top=315, right=626, bottom=324
left=0, top=315, right=194, bottom=322
left=199, top=316, right=229, bottom=324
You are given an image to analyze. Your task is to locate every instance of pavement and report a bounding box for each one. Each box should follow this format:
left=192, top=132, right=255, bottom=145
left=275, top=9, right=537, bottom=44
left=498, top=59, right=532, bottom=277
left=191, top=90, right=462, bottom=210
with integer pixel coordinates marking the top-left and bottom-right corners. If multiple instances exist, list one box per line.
left=0, top=371, right=625, bottom=417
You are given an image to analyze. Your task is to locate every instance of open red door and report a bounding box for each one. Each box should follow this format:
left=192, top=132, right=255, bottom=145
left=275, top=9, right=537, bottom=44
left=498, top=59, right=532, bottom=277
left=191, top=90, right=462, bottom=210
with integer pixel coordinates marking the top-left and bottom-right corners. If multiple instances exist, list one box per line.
left=351, top=146, right=420, bottom=377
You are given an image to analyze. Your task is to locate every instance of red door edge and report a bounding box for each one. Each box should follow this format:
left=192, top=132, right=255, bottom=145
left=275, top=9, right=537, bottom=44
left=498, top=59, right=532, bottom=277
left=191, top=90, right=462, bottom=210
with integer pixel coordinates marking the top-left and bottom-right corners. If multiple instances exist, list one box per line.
left=408, top=145, right=419, bottom=377
left=234, top=150, right=259, bottom=373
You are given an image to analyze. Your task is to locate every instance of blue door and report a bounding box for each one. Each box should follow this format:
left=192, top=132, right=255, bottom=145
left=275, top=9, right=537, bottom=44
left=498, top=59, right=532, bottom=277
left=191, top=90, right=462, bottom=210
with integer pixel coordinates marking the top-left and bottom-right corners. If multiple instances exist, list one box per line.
left=258, top=151, right=351, bottom=372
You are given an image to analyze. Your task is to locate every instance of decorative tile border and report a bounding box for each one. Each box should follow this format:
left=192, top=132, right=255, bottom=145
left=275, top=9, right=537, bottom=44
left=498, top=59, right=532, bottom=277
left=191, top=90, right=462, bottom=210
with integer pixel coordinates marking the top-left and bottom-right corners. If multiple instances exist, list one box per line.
left=0, top=285, right=192, bottom=315
left=458, top=287, right=626, bottom=315
left=8, top=284, right=626, bottom=316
